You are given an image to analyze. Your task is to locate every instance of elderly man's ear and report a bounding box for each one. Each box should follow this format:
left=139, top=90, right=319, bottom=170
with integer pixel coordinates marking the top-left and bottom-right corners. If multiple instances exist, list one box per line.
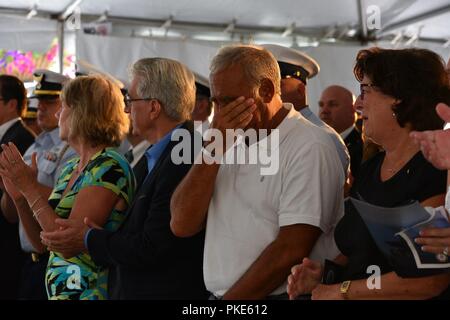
left=148, top=100, right=162, bottom=120
left=258, top=78, right=276, bottom=103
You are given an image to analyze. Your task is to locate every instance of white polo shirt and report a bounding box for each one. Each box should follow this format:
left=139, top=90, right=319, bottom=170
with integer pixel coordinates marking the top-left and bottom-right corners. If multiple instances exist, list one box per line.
left=203, top=103, right=345, bottom=297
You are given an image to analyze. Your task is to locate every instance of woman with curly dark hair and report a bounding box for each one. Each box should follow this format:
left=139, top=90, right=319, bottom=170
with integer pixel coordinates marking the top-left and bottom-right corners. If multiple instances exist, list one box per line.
left=288, top=47, right=450, bottom=300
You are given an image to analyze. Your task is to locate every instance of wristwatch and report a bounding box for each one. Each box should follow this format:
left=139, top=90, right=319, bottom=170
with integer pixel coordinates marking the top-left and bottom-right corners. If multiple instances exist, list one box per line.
left=340, top=280, right=352, bottom=299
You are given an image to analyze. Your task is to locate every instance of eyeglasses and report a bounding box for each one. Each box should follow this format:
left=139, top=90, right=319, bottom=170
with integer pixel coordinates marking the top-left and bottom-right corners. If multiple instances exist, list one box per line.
left=124, top=95, right=157, bottom=108
left=359, top=83, right=376, bottom=100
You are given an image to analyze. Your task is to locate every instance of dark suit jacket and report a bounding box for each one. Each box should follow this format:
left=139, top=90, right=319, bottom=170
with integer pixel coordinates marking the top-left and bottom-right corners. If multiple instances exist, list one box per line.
left=132, top=154, right=148, bottom=193
left=87, top=121, right=207, bottom=300
left=1, top=120, right=36, bottom=154
left=0, top=120, right=35, bottom=299
left=344, top=127, right=363, bottom=177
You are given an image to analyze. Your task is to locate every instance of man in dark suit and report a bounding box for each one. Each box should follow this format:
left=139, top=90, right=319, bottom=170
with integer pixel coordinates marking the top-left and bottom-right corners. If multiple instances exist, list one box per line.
left=0, top=75, right=35, bottom=299
left=41, top=58, right=207, bottom=300
left=318, top=85, right=363, bottom=177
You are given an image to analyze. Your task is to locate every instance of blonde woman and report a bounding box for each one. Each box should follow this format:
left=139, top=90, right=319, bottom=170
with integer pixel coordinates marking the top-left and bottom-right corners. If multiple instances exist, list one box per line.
left=0, top=75, right=135, bottom=300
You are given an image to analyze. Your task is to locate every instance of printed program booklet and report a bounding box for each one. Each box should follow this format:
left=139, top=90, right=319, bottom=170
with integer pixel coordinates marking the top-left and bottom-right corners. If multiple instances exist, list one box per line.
left=346, top=197, right=450, bottom=277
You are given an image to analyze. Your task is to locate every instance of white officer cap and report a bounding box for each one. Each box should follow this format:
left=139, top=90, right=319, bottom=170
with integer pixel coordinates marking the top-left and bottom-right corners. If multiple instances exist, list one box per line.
left=261, top=44, right=320, bottom=84
left=30, top=69, right=70, bottom=98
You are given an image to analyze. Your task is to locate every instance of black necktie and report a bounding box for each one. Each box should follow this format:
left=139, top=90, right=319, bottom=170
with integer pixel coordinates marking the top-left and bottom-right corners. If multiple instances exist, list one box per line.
left=124, top=149, right=134, bottom=163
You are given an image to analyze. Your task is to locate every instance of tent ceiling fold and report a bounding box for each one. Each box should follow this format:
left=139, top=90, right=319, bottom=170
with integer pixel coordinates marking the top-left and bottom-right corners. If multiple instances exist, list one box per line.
left=0, top=0, right=448, bottom=45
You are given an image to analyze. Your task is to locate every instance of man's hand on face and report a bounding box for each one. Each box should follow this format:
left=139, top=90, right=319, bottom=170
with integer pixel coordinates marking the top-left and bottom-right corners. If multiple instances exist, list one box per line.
left=210, top=96, right=257, bottom=133
left=205, top=97, right=257, bottom=155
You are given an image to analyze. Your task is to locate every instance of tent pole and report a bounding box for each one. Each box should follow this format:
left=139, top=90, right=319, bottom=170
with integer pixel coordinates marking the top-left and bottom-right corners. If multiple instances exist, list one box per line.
left=357, top=0, right=368, bottom=43
left=379, top=4, right=450, bottom=37
left=58, top=20, right=65, bottom=74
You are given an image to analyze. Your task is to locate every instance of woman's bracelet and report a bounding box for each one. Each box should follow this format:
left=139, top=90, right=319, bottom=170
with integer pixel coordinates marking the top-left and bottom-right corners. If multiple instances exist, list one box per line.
left=32, top=205, right=46, bottom=221
left=29, top=195, right=43, bottom=210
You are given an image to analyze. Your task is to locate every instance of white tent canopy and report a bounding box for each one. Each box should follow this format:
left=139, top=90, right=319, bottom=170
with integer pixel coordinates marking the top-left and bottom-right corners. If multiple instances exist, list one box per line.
left=1, top=0, right=450, bottom=43
left=0, top=0, right=449, bottom=110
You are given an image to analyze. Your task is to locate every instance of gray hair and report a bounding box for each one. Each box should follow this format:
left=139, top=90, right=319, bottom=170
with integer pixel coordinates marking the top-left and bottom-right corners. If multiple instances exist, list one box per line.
left=131, top=58, right=196, bottom=121
left=210, top=44, right=281, bottom=95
